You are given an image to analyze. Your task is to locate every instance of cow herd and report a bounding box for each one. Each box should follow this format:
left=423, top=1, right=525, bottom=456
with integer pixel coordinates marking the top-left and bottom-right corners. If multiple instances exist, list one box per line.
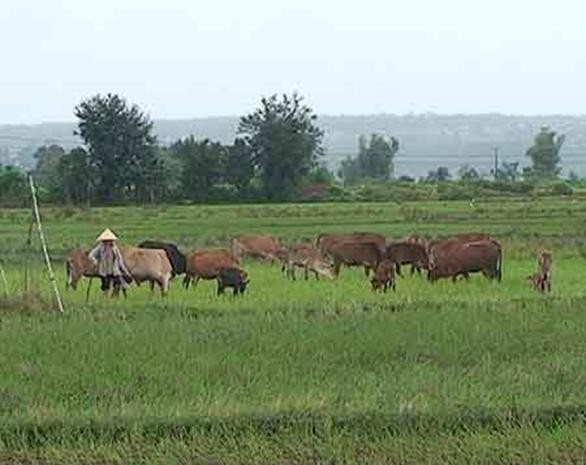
left=65, top=231, right=553, bottom=298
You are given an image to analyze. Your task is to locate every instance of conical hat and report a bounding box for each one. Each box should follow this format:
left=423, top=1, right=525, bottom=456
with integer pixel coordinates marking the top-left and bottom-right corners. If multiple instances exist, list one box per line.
left=96, top=228, right=118, bottom=242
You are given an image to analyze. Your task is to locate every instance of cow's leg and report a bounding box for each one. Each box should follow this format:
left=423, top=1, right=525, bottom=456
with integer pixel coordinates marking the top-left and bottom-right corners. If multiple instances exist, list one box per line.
left=233, top=287, right=238, bottom=296
left=160, top=276, right=170, bottom=297
left=364, top=266, right=371, bottom=277
left=395, top=263, right=403, bottom=278
left=149, top=280, right=155, bottom=293
left=182, top=274, right=191, bottom=289
left=333, top=260, right=341, bottom=277
left=217, top=283, right=225, bottom=295
left=304, top=266, right=309, bottom=280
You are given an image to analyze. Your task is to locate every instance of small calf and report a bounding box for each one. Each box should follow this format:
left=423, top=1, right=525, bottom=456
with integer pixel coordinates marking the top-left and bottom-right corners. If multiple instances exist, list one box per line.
left=217, top=267, right=249, bottom=296
left=371, top=260, right=396, bottom=293
left=527, top=250, right=552, bottom=293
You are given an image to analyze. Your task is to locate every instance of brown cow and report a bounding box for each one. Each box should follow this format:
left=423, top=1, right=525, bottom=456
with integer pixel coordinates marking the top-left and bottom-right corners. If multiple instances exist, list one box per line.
left=328, top=240, right=384, bottom=277
left=428, top=239, right=502, bottom=282
left=385, top=242, right=429, bottom=277
left=283, top=243, right=335, bottom=280
left=426, top=233, right=493, bottom=278
left=183, top=248, right=240, bottom=289
left=231, top=234, right=286, bottom=263
left=528, top=250, right=552, bottom=293
left=65, top=247, right=173, bottom=296
left=371, top=259, right=396, bottom=292
left=317, top=232, right=386, bottom=276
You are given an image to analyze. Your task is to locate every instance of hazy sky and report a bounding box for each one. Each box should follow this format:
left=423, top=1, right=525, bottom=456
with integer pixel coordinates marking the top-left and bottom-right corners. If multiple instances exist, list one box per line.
left=2, top=0, right=585, bottom=124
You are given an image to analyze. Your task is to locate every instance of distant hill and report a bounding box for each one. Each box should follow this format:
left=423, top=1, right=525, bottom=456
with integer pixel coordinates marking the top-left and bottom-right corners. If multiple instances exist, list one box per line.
left=2, top=114, right=585, bottom=178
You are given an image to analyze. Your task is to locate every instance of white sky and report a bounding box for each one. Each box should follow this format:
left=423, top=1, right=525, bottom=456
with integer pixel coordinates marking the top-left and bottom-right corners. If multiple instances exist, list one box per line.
left=2, top=0, right=585, bottom=124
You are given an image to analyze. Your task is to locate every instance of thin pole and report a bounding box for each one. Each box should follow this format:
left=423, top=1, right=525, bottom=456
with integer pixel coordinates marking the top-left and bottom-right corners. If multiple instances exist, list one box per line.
left=28, top=175, right=65, bottom=313
left=493, top=147, right=499, bottom=180
left=0, top=262, right=8, bottom=298
left=85, top=277, right=93, bottom=304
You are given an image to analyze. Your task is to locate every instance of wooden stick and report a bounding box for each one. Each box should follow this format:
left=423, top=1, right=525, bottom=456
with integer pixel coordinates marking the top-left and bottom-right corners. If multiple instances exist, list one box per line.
left=0, top=262, right=8, bottom=298
left=85, top=277, right=93, bottom=304
left=28, top=176, right=65, bottom=313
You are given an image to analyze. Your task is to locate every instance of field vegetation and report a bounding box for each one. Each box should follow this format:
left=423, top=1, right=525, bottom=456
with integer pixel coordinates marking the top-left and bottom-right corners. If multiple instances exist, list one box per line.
left=1, top=197, right=586, bottom=464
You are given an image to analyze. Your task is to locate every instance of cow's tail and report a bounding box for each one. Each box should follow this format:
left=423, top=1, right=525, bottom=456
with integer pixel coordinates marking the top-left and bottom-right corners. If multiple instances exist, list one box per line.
left=65, top=260, right=71, bottom=289
left=496, top=242, right=503, bottom=282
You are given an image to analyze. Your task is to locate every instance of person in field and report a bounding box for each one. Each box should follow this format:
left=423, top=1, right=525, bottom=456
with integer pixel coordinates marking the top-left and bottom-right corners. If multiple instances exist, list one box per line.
left=88, top=228, right=132, bottom=296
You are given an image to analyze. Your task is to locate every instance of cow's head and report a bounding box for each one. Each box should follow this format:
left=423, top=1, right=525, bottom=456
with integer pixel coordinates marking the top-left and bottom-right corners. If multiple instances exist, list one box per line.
left=314, top=261, right=336, bottom=280
left=65, top=258, right=82, bottom=290
left=65, top=250, right=94, bottom=290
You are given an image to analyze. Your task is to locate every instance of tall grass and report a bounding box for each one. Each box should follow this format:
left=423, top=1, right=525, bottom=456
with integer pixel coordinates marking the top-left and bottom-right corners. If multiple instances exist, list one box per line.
left=1, top=197, right=586, bottom=463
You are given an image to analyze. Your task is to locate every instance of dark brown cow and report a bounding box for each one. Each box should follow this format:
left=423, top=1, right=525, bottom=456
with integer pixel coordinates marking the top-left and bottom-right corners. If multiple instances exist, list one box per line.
left=184, top=249, right=240, bottom=289
left=231, top=234, right=286, bottom=263
left=317, top=232, right=386, bottom=276
left=426, top=233, right=493, bottom=278
left=328, top=240, right=384, bottom=277
left=428, top=239, right=502, bottom=282
left=283, top=243, right=335, bottom=280
left=371, top=259, right=396, bottom=292
left=385, top=242, right=429, bottom=277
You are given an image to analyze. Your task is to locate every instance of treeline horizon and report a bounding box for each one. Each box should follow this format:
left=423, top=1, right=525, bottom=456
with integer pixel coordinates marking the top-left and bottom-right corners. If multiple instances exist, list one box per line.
left=0, top=92, right=578, bottom=207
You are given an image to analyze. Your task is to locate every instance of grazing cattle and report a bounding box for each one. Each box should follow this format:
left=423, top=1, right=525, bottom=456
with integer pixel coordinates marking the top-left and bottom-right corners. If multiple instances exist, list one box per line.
left=217, top=267, right=249, bottom=296
left=328, top=240, right=384, bottom=277
left=528, top=250, right=552, bottom=293
left=371, top=259, right=396, bottom=292
left=385, top=242, right=429, bottom=276
left=137, top=240, right=186, bottom=276
left=65, top=249, right=98, bottom=290
left=184, top=249, right=240, bottom=289
left=65, top=247, right=173, bottom=296
left=283, top=243, right=335, bottom=280
left=231, top=234, right=286, bottom=263
left=317, top=232, right=386, bottom=257
left=428, top=239, right=502, bottom=282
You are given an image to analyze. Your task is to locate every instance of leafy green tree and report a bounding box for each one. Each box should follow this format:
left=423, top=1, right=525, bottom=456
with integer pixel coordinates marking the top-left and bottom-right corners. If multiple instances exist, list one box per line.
left=525, top=127, right=565, bottom=178
left=171, top=137, right=226, bottom=201
left=458, top=165, right=480, bottom=181
left=238, top=93, right=324, bottom=201
left=33, top=145, right=66, bottom=201
left=225, top=138, right=255, bottom=195
left=0, top=165, right=27, bottom=206
left=57, top=147, right=92, bottom=205
left=426, top=166, right=451, bottom=183
left=339, top=134, right=399, bottom=185
left=74, top=93, right=158, bottom=202
left=496, top=161, right=520, bottom=182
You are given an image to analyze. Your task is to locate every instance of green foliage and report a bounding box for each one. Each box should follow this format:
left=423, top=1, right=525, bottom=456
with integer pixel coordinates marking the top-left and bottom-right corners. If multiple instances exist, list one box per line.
left=457, top=165, right=480, bottom=181
left=425, top=166, right=451, bottom=182
left=339, top=134, right=399, bottom=184
left=75, top=93, right=160, bottom=202
left=171, top=137, right=226, bottom=201
left=0, top=165, right=27, bottom=206
left=238, top=93, right=324, bottom=201
left=56, top=147, right=92, bottom=205
left=224, top=138, right=255, bottom=196
left=33, top=145, right=66, bottom=200
left=496, top=161, right=521, bottom=182
left=525, top=126, right=565, bottom=179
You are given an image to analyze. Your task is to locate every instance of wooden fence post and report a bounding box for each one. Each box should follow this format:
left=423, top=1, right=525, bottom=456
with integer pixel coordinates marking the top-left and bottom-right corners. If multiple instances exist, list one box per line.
left=28, top=176, right=65, bottom=313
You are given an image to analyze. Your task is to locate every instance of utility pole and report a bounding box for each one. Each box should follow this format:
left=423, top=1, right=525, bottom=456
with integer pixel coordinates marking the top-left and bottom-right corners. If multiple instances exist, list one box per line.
left=493, top=147, right=499, bottom=180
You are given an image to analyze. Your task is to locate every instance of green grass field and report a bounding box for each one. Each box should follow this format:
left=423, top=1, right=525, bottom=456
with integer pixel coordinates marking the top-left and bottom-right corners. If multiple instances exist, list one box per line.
left=2, top=197, right=586, bottom=464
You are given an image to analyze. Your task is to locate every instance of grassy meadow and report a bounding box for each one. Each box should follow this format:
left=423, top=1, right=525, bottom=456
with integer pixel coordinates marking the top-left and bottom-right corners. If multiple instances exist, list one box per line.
left=2, top=197, right=586, bottom=464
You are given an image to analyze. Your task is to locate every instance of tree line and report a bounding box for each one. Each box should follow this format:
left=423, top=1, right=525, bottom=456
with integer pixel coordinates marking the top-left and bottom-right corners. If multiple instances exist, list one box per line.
left=0, top=92, right=571, bottom=206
